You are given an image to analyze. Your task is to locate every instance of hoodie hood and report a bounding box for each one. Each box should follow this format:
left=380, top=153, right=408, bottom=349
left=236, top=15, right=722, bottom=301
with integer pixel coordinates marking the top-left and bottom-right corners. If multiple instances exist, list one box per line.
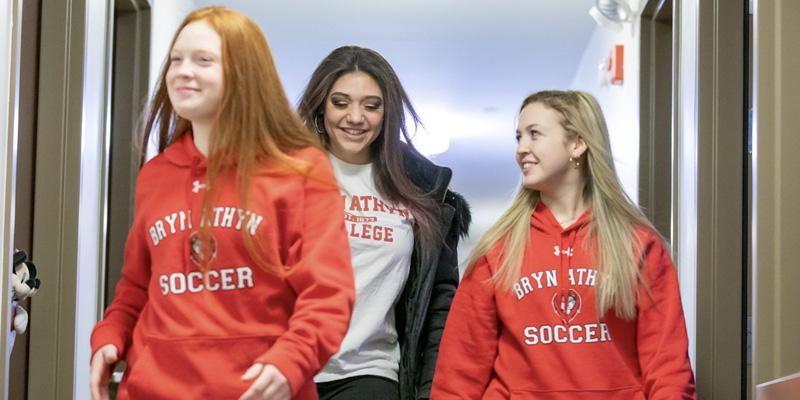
left=163, top=132, right=206, bottom=169
left=530, top=201, right=591, bottom=236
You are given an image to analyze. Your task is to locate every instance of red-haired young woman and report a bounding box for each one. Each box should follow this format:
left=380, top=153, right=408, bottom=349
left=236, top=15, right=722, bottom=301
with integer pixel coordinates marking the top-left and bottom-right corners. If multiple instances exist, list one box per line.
left=89, top=7, right=354, bottom=400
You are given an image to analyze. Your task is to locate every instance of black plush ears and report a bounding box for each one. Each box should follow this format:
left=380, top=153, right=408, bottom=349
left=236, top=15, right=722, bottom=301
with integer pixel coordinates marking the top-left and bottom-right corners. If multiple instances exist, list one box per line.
left=13, top=249, right=26, bottom=268
left=13, top=250, right=41, bottom=292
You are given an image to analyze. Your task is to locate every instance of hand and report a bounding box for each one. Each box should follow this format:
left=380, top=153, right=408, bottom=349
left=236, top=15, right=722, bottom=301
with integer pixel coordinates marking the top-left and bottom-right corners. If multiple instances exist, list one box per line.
left=239, top=363, right=290, bottom=400
left=89, top=344, right=119, bottom=400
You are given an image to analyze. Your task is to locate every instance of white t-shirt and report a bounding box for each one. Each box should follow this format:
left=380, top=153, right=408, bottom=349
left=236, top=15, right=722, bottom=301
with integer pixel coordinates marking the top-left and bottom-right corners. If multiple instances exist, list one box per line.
left=315, top=154, right=414, bottom=383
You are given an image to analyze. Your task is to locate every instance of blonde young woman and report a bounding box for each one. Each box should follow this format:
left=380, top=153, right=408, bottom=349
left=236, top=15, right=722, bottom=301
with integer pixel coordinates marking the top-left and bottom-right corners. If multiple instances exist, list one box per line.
left=431, top=90, right=695, bottom=399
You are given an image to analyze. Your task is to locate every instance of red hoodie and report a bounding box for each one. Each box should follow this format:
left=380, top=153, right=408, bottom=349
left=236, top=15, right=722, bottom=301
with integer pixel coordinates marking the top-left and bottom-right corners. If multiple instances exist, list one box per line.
left=91, top=133, right=354, bottom=399
left=431, top=202, right=695, bottom=399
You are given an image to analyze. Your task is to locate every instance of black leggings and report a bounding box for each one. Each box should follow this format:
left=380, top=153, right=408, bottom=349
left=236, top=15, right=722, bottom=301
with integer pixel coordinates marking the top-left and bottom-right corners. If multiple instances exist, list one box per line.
left=317, top=375, right=400, bottom=400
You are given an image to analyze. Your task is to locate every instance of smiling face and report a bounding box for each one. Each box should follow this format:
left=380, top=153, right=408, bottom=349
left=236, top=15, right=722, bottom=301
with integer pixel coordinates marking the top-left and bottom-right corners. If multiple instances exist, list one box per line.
left=322, top=71, right=385, bottom=164
left=166, top=21, right=224, bottom=125
left=515, top=102, right=586, bottom=193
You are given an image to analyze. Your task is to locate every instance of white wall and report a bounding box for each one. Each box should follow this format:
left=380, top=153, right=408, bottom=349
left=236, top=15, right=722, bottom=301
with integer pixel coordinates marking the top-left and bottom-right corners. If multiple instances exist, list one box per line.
left=675, top=0, right=698, bottom=372
left=569, top=1, right=644, bottom=201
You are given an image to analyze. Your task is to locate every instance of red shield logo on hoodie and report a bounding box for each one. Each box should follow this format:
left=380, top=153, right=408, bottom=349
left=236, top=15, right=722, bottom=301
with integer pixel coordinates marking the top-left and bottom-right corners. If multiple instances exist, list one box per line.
left=552, top=289, right=581, bottom=324
left=189, top=231, right=217, bottom=266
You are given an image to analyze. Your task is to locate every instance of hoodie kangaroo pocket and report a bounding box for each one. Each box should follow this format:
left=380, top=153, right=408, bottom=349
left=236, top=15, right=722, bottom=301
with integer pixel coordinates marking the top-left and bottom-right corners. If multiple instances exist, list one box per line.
left=124, top=335, right=278, bottom=399
left=509, top=386, right=645, bottom=400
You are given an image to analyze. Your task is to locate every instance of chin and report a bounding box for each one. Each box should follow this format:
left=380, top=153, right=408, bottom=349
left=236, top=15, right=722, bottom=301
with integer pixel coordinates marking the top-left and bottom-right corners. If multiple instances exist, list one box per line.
left=175, top=108, right=212, bottom=122
left=341, top=144, right=368, bottom=156
left=521, top=176, right=539, bottom=189
left=172, top=104, right=195, bottom=116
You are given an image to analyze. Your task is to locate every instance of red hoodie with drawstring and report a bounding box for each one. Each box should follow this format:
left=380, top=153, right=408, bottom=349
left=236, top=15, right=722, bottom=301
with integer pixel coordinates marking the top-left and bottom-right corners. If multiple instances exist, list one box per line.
left=91, top=133, right=354, bottom=399
left=431, top=202, right=696, bottom=399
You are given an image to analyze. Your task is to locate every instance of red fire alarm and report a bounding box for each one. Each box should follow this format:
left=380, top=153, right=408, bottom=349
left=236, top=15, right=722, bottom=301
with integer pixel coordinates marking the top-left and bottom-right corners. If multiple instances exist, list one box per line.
left=609, top=44, right=624, bottom=85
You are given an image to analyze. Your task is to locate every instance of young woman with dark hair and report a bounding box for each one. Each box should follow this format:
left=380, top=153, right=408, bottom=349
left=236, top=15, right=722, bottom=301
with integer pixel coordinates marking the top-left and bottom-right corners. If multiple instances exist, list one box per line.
left=297, top=46, right=471, bottom=400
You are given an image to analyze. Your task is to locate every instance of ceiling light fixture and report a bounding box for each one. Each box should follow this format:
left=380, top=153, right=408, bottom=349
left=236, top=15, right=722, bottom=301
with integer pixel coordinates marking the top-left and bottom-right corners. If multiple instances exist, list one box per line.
left=589, top=0, right=633, bottom=32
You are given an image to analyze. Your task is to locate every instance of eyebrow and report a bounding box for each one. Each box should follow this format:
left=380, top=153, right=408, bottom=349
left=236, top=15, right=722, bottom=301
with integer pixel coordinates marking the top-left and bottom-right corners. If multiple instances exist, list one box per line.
left=170, top=48, right=220, bottom=56
left=329, top=92, right=383, bottom=102
left=515, top=123, right=541, bottom=134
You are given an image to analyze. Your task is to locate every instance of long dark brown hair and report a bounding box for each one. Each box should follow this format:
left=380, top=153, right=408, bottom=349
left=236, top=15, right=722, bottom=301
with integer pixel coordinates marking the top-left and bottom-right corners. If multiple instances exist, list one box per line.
left=140, top=7, right=323, bottom=273
left=297, top=46, right=443, bottom=263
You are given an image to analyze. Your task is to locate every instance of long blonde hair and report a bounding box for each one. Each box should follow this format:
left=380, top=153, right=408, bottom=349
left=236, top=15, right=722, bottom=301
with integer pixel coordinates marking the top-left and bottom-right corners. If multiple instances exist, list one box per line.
left=467, top=90, right=657, bottom=319
left=140, top=7, right=322, bottom=273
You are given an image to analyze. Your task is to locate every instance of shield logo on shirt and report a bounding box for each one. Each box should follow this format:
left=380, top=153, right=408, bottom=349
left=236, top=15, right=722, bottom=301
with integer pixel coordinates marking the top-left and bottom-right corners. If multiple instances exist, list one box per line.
left=189, top=230, right=217, bottom=266
left=552, top=289, right=581, bottom=324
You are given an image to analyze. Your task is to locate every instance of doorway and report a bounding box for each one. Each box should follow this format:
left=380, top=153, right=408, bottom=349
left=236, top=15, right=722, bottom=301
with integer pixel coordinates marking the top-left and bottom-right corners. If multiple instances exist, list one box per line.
left=105, top=0, right=151, bottom=308
left=639, top=0, right=673, bottom=242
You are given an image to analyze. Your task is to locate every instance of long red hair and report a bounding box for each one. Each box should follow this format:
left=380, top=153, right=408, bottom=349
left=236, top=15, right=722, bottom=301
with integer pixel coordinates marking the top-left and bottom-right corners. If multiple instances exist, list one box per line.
left=140, top=7, right=321, bottom=273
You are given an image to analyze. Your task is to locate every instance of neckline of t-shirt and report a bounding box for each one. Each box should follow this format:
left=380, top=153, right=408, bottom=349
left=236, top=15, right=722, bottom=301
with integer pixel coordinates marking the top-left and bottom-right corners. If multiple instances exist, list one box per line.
left=327, top=151, right=373, bottom=175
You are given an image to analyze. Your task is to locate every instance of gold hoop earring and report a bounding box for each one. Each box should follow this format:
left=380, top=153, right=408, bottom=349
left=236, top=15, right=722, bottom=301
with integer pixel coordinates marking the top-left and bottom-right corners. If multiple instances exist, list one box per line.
left=312, top=113, right=326, bottom=135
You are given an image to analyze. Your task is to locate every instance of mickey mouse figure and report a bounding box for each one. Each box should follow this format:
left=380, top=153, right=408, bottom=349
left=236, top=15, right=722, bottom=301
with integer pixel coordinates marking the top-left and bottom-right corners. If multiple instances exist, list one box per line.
left=10, top=250, right=40, bottom=337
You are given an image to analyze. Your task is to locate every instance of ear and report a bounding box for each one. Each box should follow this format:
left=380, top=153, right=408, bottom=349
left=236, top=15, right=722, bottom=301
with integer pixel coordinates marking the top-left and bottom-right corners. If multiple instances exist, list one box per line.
left=13, top=250, right=27, bottom=266
left=571, top=135, right=588, bottom=159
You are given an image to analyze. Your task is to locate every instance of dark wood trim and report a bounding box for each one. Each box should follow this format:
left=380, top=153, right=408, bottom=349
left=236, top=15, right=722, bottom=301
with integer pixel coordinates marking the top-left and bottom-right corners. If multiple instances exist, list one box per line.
left=105, top=0, right=150, bottom=308
left=752, top=0, right=800, bottom=391
left=28, top=0, right=88, bottom=396
left=639, top=0, right=674, bottom=241
left=9, top=1, right=42, bottom=398
left=694, top=0, right=744, bottom=398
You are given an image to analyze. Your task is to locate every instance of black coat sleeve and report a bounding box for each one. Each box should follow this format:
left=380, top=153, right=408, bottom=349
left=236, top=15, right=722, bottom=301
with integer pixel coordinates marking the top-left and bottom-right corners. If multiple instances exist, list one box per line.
left=416, top=192, right=470, bottom=399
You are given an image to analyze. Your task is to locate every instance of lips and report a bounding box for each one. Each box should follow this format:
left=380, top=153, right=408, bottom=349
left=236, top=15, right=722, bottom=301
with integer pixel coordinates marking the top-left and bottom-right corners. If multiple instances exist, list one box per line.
left=338, top=127, right=369, bottom=138
left=519, top=160, right=537, bottom=172
left=174, top=87, right=199, bottom=94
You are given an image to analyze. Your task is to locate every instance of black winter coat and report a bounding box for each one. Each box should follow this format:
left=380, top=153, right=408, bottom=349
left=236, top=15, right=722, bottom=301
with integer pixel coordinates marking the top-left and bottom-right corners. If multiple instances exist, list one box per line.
left=395, top=148, right=471, bottom=400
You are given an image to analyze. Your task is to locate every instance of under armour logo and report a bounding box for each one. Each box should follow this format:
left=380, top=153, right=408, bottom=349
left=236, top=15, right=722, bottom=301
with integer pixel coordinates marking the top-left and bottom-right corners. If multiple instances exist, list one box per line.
left=192, top=180, right=207, bottom=193
left=553, top=245, right=574, bottom=257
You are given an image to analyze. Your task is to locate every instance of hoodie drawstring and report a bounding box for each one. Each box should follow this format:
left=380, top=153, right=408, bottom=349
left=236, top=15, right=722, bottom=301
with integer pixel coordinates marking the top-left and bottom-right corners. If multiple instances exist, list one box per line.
left=558, top=228, right=579, bottom=326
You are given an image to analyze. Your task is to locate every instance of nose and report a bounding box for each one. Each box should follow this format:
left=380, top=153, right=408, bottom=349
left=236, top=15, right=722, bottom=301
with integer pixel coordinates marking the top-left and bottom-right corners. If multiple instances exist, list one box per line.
left=345, top=107, right=365, bottom=124
left=516, top=137, right=530, bottom=157
left=172, top=60, right=194, bottom=79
